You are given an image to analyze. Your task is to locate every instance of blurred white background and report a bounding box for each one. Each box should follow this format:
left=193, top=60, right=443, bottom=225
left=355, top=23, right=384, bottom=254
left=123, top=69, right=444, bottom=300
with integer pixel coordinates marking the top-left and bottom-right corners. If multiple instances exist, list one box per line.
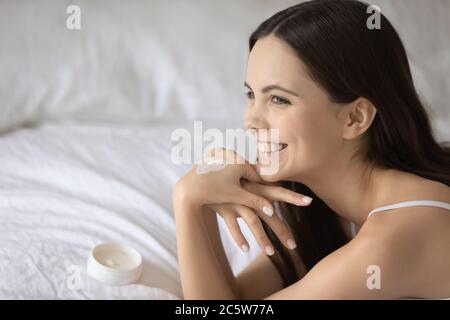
left=0, top=0, right=449, bottom=139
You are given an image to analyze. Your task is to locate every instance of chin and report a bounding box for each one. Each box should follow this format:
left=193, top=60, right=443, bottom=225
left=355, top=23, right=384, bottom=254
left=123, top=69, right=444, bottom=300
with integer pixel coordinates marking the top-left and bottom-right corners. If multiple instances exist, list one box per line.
left=255, top=162, right=287, bottom=183
left=255, top=147, right=290, bottom=182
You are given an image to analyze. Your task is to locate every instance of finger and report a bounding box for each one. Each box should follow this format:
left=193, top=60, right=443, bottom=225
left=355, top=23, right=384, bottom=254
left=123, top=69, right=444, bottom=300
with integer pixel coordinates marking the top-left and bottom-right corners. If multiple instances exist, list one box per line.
left=208, top=204, right=226, bottom=214
left=235, top=205, right=275, bottom=256
left=210, top=148, right=244, bottom=165
left=234, top=188, right=274, bottom=218
left=257, top=209, right=297, bottom=250
left=240, top=164, right=263, bottom=183
left=219, top=207, right=250, bottom=253
left=244, top=182, right=313, bottom=207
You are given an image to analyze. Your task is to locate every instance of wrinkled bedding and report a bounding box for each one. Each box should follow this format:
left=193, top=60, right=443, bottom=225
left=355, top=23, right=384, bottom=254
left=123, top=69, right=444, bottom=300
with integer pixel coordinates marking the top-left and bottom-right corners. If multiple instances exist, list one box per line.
left=0, top=121, right=261, bottom=299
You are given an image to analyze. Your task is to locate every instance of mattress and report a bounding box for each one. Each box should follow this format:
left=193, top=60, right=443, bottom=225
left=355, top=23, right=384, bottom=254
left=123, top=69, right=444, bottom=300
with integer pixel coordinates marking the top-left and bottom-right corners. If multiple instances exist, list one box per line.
left=0, top=121, right=261, bottom=299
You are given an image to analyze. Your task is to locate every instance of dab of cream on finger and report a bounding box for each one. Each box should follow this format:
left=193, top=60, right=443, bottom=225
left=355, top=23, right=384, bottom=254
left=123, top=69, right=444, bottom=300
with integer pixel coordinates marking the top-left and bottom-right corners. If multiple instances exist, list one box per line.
left=196, top=158, right=227, bottom=175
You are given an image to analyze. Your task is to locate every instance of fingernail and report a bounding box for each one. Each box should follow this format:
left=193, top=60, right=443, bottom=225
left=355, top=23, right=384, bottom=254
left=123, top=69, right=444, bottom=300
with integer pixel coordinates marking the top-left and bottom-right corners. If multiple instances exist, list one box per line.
left=241, top=244, right=249, bottom=252
left=265, top=245, right=275, bottom=256
left=301, top=196, right=313, bottom=205
left=287, top=238, right=297, bottom=250
left=262, top=206, right=274, bottom=217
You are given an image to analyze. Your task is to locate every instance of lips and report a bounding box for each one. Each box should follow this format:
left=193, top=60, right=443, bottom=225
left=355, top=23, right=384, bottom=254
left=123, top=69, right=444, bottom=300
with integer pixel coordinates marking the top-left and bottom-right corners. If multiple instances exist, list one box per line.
left=256, top=142, right=288, bottom=164
left=257, top=142, right=288, bottom=153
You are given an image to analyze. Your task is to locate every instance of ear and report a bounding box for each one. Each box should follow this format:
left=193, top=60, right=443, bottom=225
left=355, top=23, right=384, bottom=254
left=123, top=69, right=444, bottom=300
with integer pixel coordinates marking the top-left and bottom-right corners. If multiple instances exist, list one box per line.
left=340, top=98, right=377, bottom=140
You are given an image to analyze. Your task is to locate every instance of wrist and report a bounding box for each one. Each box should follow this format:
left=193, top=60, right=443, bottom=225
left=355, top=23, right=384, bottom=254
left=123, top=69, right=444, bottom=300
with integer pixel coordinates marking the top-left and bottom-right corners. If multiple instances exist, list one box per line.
left=173, top=182, right=203, bottom=216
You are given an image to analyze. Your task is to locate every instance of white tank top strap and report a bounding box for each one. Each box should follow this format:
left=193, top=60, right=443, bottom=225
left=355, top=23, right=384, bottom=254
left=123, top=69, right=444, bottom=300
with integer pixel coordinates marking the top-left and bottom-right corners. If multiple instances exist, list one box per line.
left=350, top=221, right=358, bottom=238
left=367, top=200, right=450, bottom=219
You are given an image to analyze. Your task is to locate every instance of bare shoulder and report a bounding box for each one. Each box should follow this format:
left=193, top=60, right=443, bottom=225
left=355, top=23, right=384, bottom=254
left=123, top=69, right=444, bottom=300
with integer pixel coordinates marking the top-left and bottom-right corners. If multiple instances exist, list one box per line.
left=357, top=174, right=450, bottom=298
left=361, top=171, right=450, bottom=249
left=264, top=225, right=417, bottom=299
left=265, top=174, right=449, bottom=299
left=370, top=171, right=449, bottom=228
left=394, top=171, right=450, bottom=200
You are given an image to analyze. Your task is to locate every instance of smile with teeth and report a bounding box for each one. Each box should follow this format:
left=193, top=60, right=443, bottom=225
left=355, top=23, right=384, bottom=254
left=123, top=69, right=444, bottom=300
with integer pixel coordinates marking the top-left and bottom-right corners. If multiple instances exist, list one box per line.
left=257, top=142, right=288, bottom=155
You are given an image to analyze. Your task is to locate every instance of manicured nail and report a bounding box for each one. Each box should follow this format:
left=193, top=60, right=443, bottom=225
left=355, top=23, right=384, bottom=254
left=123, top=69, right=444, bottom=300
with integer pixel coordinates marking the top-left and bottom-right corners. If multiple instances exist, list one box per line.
left=265, top=245, right=275, bottom=256
left=301, top=196, right=313, bottom=205
left=287, top=239, right=297, bottom=250
left=262, top=206, right=274, bottom=217
left=241, top=244, right=249, bottom=252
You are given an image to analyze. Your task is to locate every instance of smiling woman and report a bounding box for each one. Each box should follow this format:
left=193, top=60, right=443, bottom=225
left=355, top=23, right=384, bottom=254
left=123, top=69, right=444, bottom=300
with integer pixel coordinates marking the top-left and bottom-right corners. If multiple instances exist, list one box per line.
left=245, top=0, right=450, bottom=296
left=174, top=0, right=450, bottom=300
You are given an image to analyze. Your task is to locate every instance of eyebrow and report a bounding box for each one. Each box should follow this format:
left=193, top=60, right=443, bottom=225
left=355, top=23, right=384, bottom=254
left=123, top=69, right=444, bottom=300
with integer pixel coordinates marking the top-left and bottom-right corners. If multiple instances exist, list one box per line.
left=244, top=82, right=300, bottom=97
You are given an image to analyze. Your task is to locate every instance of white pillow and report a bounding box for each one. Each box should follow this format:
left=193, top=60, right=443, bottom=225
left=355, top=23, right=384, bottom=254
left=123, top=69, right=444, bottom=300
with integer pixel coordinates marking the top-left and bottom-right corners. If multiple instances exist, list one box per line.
left=0, top=0, right=448, bottom=141
left=0, top=0, right=298, bottom=132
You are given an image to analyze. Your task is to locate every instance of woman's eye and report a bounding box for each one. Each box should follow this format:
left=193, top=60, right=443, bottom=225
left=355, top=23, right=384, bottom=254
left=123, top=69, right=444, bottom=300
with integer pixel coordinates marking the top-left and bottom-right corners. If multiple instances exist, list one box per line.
left=271, top=95, right=291, bottom=105
left=245, top=91, right=255, bottom=100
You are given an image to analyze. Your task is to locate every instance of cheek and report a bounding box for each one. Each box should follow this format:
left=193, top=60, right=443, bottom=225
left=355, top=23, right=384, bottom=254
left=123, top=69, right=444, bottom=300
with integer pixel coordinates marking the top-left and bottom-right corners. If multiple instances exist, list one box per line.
left=282, top=108, right=330, bottom=142
left=286, top=108, right=341, bottom=165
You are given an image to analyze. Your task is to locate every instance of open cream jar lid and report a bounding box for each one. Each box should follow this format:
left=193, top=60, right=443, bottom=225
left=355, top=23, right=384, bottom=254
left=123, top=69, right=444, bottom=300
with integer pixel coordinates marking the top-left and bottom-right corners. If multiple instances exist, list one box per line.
left=87, top=242, right=143, bottom=286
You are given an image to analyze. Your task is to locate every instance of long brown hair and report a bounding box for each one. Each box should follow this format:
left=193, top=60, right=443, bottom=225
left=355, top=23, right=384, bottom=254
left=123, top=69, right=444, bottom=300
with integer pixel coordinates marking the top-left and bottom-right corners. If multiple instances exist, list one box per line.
left=249, top=0, right=450, bottom=286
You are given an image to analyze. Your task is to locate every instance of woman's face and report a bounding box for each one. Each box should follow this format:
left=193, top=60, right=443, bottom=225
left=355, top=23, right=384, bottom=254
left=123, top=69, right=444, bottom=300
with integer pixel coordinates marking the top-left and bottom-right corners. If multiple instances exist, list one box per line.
left=244, top=35, right=347, bottom=182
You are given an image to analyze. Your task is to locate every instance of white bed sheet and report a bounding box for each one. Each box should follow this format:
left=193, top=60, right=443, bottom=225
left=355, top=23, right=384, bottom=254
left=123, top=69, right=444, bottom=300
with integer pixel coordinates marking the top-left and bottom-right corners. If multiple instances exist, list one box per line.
left=0, top=121, right=261, bottom=299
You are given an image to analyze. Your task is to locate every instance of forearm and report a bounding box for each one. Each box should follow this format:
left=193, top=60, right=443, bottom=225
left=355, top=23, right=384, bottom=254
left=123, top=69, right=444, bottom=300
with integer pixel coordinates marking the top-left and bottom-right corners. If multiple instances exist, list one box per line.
left=174, top=200, right=240, bottom=300
left=201, top=205, right=241, bottom=298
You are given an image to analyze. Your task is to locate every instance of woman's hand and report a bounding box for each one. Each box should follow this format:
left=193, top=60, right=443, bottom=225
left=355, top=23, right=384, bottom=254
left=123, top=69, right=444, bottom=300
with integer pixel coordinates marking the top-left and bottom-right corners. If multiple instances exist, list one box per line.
left=209, top=180, right=312, bottom=255
left=174, top=149, right=281, bottom=216
left=173, top=148, right=312, bottom=254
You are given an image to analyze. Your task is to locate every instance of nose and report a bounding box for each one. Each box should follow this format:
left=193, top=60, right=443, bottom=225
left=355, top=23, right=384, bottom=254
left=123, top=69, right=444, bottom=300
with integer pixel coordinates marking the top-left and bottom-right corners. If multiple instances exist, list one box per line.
left=244, top=102, right=269, bottom=130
